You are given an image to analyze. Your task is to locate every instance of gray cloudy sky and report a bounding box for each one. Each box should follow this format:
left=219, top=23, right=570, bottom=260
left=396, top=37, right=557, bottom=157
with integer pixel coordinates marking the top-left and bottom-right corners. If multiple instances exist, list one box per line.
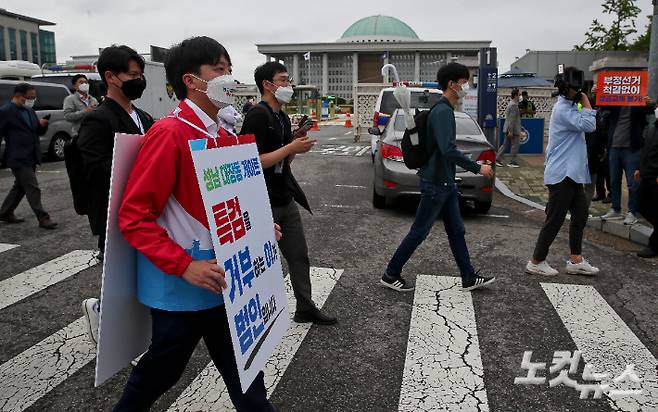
left=4, top=0, right=654, bottom=83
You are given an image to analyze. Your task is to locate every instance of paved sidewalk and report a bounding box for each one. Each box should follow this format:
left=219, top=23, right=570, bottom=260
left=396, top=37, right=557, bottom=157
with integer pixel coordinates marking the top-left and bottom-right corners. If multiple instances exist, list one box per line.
left=495, top=155, right=652, bottom=247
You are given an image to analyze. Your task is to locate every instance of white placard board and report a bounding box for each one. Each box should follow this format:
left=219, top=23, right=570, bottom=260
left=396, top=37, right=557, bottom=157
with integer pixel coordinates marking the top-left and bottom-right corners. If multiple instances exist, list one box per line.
left=190, top=140, right=289, bottom=393
left=95, top=133, right=151, bottom=386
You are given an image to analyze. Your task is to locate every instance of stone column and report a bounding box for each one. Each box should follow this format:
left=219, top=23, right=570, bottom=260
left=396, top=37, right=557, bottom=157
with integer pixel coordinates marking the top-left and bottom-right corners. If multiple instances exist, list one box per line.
left=414, top=52, right=421, bottom=82
left=383, top=52, right=389, bottom=83
left=293, top=54, right=300, bottom=85
left=322, top=53, right=329, bottom=96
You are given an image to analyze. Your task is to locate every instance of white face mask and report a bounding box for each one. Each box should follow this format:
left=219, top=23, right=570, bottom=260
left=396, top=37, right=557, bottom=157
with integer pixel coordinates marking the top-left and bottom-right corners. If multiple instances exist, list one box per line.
left=273, top=85, right=294, bottom=104
left=218, top=105, right=243, bottom=127
left=654, top=107, right=658, bottom=118
left=24, top=98, right=36, bottom=109
left=455, top=81, right=469, bottom=99
left=78, top=83, right=90, bottom=94
left=190, top=74, right=237, bottom=108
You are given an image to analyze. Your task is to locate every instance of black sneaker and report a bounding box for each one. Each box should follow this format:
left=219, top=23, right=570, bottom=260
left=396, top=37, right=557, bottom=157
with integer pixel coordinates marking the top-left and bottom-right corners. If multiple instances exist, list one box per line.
left=380, top=274, right=415, bottom=292
left=637, top=247, right=658, bottom=259
left=462, top=272, right=496, bottom=291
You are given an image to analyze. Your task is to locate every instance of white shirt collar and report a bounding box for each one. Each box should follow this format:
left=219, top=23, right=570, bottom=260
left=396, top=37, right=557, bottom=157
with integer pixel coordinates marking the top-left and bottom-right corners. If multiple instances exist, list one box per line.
left=184, top=98, right=218, bottom=136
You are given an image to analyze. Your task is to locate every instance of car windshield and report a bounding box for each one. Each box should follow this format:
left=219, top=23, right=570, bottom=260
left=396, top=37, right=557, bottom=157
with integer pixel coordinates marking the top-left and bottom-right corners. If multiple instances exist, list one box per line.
left=393, top=113, right=483, bottom=136
left=379, top=90, right=440, bottom=115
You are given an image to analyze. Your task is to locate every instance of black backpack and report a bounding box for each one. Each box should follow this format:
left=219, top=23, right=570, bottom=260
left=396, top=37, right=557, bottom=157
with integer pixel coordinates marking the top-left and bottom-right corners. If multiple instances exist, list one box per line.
left=400, top=104, right=438, bottom=169
left=63, top=135, right=88, bottom=215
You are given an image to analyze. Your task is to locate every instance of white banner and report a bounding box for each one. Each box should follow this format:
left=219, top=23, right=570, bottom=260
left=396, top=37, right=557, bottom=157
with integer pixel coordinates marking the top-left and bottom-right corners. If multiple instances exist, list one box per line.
left=95, top=133, right=151, bottom=387
left=190, top=140, right=290, bottom=393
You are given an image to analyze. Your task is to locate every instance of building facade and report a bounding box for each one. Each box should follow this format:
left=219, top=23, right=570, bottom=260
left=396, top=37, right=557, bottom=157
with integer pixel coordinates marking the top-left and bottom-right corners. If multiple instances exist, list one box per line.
left=257, top=15, right=491, bottom=101
left=0, top=8, right=56, bottom=65
left=511, top=50, right=649, bottom=82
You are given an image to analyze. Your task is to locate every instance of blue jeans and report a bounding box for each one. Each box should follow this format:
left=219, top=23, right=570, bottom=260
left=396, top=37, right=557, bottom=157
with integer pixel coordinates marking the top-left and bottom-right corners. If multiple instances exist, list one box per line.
left=386, top=180, right=476, bottom=284
left=609, top=147, right=641, bottom=214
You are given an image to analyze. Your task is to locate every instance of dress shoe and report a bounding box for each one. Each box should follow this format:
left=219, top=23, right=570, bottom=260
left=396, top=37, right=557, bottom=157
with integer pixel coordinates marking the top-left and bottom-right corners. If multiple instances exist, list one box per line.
left=38, top=216, right=58, bottom=229
left=0, top=213, right=25, bottom=223
left=293, top=309, right=337, bottom=325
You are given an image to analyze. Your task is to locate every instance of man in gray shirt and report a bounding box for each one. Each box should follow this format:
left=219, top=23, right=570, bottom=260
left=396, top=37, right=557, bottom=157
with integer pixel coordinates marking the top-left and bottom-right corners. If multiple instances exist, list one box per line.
left=497, top=88, right=522, bottom=168
left=63, top=74, right=98, bottom=136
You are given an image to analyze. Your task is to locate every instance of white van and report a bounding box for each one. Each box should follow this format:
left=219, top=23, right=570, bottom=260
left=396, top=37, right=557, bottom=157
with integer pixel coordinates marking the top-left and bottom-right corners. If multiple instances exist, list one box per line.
left=32, top=61, right=178, bottom=119
left=0, top=60, right=42, bottom=80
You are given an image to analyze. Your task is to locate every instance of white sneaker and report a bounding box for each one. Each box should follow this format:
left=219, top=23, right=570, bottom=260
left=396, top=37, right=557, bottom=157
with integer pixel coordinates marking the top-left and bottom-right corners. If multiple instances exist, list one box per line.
left=566, top=259, right=600, bottom=276
left=131, top=352, right=145, bottom=367
left=525, top=261, right=559, bottom=276
left=82, top=298, right=100, bottom=345
left=623, top=212, right=638, bottom=225
left=601, top=209, right=623, bottom=220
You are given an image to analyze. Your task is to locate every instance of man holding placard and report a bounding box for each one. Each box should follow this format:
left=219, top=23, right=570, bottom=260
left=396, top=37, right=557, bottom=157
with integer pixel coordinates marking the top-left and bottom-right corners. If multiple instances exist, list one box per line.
left=113, top=37, right=277, bottom=411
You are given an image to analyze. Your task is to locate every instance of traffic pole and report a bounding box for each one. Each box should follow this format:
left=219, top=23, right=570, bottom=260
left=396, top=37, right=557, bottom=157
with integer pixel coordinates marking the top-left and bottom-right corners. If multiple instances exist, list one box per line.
left=648, top=0, right=658, bottom=100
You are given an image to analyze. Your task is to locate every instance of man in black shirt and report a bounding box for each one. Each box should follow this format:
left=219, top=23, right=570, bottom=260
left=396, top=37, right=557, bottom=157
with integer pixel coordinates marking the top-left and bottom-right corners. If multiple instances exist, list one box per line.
left=240, top=62, right=337, bottom=325
left=635, top=114, right=658, bottom=258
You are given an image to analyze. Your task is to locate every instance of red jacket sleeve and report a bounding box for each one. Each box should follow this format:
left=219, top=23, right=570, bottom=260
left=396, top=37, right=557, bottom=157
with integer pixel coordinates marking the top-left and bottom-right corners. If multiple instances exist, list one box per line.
left=118, top=124, right=193, bottom=276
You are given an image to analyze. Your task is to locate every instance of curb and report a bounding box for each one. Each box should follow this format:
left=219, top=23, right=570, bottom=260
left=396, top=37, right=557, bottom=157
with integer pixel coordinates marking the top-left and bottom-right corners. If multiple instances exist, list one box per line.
left=495, top=178, right=650, bottom=247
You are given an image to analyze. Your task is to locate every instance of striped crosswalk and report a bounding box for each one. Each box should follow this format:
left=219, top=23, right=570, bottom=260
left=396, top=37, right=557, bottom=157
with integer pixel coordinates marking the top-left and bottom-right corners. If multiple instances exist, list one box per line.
left=0, top=243, right=656, bottom=412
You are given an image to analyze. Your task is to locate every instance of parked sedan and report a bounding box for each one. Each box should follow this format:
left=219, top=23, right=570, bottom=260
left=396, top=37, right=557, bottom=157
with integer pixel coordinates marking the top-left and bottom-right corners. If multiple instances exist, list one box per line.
left=372, top=109, right=496, bottom=213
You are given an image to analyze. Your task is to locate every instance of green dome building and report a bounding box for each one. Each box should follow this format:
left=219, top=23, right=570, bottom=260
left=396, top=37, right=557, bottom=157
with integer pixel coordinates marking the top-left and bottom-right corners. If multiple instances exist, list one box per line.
left=257, top=15, right=490, bottom=100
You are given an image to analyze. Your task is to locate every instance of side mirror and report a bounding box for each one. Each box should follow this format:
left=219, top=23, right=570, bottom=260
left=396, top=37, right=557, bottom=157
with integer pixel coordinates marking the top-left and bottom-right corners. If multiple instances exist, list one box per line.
left=368, top=127, right=382, bottom=136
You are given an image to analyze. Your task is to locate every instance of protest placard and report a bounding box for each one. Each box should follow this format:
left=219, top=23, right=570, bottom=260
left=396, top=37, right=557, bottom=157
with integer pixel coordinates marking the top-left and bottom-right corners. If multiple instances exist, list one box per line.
left=596, top=70, right=648, bottom=106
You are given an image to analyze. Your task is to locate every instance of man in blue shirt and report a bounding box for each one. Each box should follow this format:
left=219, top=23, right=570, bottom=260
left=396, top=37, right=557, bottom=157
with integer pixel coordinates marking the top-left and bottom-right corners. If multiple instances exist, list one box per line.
left=526, top=67, right=599, bottom=276
left=380, top=62, right=496, bottom=293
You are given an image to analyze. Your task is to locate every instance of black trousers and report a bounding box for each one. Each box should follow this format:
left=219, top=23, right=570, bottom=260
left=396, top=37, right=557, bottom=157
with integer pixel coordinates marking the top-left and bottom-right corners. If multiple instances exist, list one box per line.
left=533, top=178, right=589, bottom=262
left=113, top=306, right=274, bottom=412
left=272, top=201, right=316, bottom=313
left=638, top=178, right=658, bottom=253
left=0, top=167, right=48, bottom=220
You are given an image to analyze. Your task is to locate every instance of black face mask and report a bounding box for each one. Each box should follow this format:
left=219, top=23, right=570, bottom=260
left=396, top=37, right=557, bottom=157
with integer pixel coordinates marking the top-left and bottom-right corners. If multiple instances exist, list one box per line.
left=120, top=77, right=147, bottom=100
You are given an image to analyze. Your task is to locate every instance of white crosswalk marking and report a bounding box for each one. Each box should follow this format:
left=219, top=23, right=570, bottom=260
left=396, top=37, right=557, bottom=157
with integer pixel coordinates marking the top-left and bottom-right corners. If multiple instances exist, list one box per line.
left=543, top=283, right=658, bottom=412
left=0, top=250, right=98, bottom=311
left=399, top=275, right=489, bottom=412
left=355, top=146, right=370, bottom=157
left=310, top=145, right=369, bottom=156
left=0, top=244, right=19, bottom=254
left=0, top=317, right=95, bottom=412
left=167, top=267, right=343, bottom=412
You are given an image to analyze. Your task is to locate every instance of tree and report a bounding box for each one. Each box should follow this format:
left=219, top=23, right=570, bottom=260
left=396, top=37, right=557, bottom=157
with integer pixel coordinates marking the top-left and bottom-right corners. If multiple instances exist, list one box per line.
left=629, top=15, right=652, bottom=52
left=575, top=0, right=642, bottom=51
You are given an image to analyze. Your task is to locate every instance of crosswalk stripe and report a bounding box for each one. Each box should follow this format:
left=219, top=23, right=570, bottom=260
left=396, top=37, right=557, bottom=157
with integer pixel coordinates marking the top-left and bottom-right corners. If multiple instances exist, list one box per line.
left=167, top=267, right=344, bottom=412
left=355, top=147, right=370, bottom=157
left=542, top=283, right=658, bottom=411
left=399, top=275, right=489, bottom=412
left=0, top=317, right=95, bottom=412
left=0, top=243, right=19, bottom=254
left=0, top=250, right=98, bottom=311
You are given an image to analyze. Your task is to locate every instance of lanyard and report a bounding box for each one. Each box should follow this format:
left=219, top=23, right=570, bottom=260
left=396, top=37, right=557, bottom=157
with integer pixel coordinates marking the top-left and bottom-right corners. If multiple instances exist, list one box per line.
left=168, top=114, right=241, bottom=141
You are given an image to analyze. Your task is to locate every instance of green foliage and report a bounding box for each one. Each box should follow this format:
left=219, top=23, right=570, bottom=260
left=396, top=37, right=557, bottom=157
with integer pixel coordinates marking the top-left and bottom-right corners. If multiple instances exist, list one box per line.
left=575, top=0, right=642, bottom=51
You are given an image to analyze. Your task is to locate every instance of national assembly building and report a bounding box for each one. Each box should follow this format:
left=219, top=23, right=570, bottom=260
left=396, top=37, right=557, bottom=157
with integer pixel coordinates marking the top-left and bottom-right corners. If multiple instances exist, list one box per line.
left=256, top=15, right=491, bottom=101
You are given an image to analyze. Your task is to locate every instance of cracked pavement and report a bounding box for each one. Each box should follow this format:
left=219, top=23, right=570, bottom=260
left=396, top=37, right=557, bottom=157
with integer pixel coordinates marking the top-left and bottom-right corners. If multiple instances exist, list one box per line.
left=0, top=126, right=657, bottom=411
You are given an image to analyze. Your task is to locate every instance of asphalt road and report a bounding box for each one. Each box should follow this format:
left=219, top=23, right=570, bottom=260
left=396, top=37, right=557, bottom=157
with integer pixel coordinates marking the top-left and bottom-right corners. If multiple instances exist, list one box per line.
left=0, top=125, right=656, bottom=412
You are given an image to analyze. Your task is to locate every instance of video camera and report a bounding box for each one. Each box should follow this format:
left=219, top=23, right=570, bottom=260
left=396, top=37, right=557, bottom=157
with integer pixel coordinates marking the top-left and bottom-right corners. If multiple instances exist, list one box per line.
left=552, top=64, right=585, bottom=104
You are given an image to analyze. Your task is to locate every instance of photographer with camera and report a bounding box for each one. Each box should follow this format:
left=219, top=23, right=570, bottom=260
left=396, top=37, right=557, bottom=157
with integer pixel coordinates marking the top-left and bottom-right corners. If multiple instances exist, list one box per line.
left=526, top=67, right=600, bottom=277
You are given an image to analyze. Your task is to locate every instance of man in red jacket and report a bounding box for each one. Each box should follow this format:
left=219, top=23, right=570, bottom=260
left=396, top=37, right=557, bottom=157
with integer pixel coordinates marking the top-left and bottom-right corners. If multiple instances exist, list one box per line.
left=113, top=36, right=277, bottom=412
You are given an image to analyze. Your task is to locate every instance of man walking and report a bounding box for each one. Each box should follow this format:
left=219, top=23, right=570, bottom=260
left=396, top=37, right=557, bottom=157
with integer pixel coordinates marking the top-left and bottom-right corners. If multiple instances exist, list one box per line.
left=63, top=74, right=98, bottom=136
left=0, top=83, right=57, bottom=229
left=78, top=45, right=154, bottom=345
left=526, top=67, right=599, bottom=277
left=498, top=88, right=522, bottom=168
left=380, top=62, right=496, bottom=293
left=241, top=61, right=337, bottom=324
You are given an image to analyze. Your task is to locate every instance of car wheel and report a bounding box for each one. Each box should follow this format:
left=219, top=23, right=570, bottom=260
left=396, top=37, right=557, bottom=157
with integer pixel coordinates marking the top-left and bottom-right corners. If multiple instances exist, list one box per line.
left=373, top=187, right=386, bottom=209
left=474, top=200, right=492, bottom=214
left=49, top=133, right=69, bottom=161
